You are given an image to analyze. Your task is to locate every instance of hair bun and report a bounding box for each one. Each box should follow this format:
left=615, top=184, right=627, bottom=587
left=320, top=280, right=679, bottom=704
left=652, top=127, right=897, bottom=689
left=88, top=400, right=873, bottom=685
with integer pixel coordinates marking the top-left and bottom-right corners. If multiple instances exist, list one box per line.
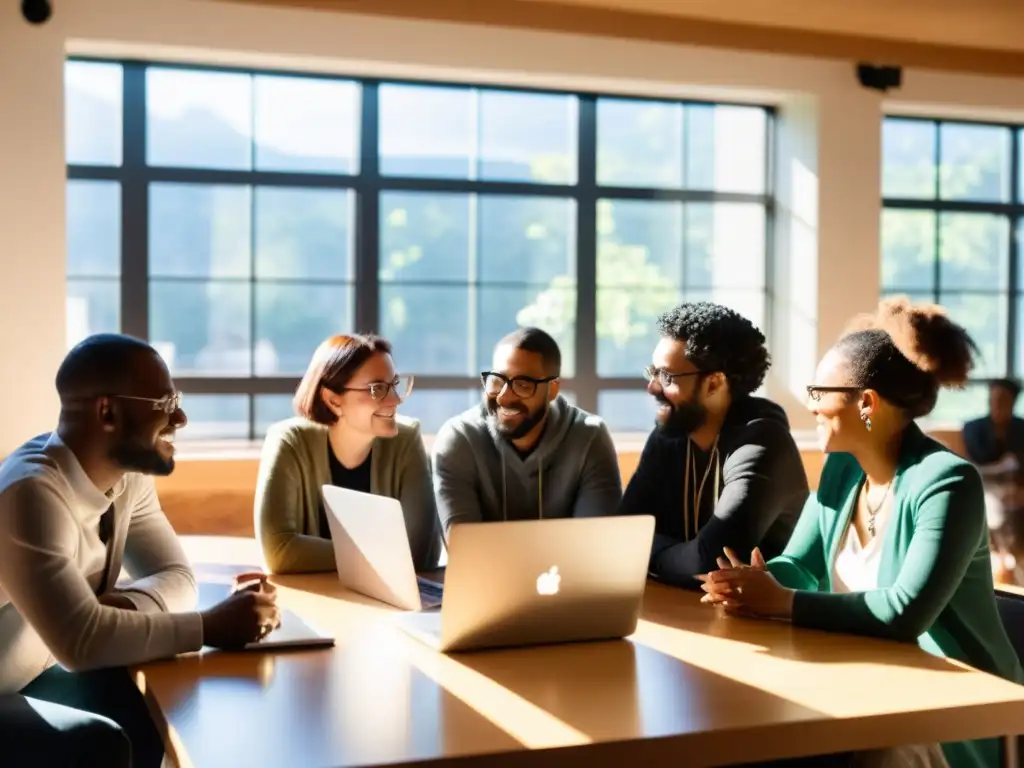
left=864, top=295, right=977, bottom=386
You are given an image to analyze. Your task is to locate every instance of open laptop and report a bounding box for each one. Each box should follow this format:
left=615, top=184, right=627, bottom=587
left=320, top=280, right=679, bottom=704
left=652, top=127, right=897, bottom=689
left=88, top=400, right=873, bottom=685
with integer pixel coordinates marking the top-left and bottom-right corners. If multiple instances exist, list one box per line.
left=321, top=485, right=444, bottom=611
left=396, top=514, right=655, bottom=653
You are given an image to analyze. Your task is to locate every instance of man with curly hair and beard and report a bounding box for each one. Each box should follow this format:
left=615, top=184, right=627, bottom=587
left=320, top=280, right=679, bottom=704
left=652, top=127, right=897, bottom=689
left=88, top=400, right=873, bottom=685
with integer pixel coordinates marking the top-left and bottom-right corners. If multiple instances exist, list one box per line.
left=619, top=302, right=807, bottom=588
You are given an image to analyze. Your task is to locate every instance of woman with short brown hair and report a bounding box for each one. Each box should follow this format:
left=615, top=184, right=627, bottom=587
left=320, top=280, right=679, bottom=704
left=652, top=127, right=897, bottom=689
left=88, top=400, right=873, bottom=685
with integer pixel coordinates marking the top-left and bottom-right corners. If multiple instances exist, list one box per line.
left=254, top=334, right=441, bottom=574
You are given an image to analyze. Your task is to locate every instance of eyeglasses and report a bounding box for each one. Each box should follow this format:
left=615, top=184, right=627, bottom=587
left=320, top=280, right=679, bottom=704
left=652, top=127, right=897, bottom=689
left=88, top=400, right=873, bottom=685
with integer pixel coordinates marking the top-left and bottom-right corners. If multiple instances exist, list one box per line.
left=338, top=376, right=414, bottom=402
left=481, top=372, right=557, bottom=399
left=113, top=392, right=183, bottom=414
left=806, top=385, right=862, bottom=402
left=643, top=365, right=701, bottom=389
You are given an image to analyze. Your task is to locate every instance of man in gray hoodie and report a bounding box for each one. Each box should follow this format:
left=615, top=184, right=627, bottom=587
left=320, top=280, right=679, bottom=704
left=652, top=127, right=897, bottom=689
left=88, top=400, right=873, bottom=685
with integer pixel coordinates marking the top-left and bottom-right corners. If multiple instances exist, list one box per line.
left=431, top=327, right=622, bottom=535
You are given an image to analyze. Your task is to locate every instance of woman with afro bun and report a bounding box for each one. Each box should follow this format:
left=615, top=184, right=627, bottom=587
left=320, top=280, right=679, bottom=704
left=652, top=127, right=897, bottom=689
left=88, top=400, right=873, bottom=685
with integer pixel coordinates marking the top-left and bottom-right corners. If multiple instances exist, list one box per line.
left=700, top=296, right=1024, bottom=768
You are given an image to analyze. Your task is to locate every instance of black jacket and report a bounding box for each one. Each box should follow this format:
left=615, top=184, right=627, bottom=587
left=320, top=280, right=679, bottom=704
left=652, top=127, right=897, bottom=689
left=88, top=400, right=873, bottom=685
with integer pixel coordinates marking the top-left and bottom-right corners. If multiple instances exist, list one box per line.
left=618, top=396, right=808, bottom=588
left=962, top=416, right=1024, bottom=468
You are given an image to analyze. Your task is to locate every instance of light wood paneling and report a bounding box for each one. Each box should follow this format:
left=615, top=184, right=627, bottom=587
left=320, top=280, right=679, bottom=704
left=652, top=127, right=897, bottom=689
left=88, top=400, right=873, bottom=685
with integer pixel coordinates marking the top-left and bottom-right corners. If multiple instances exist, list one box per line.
left=155, top=428, right=968, bottom=537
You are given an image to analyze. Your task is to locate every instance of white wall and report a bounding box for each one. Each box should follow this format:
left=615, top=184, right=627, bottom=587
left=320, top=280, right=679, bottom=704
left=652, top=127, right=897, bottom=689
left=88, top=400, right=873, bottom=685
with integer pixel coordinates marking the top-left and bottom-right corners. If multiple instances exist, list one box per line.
left=0, top=13, right=68, bottom=451
left=2, top=0, right=1024, bottom=451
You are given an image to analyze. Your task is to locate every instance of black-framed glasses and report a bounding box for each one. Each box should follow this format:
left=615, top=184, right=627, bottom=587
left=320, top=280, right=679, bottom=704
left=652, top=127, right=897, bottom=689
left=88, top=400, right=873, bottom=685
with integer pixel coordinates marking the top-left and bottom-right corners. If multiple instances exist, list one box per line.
left=806, top=385, right=862, bottom=403
left=481, top=371, right=557, bottom=399
left=643, top=365, right=701, bottom=389
left=113, top=392, right=183, bottom=414
left=338, top=375, right=414, bottom=402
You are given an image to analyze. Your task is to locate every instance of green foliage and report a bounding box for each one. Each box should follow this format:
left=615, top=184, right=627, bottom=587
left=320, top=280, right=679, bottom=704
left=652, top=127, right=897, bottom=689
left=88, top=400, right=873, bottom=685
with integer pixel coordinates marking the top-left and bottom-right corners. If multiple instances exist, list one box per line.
left=881, top=121, right=1015, bottom=422
left=520, top=199, right=678, bottom=348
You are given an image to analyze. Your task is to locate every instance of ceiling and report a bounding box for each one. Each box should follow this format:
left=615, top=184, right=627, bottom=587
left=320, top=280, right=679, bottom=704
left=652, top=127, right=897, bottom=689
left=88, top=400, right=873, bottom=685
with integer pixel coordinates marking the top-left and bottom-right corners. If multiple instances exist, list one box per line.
left=516, top=0, right=1024, bottom=54
left=222, top=0, right=1024, bottom=76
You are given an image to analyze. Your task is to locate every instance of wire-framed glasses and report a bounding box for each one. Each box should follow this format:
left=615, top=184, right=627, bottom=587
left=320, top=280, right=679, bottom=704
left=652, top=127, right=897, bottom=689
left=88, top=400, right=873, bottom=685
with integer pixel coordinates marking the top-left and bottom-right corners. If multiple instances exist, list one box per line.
left=339, top=376, right=414, bottom=402
left=480, top=372, right=557, bottom=399
left=642, top=365, right=701, bottom=389
left=805, top=385, right=862, bottom=402
left=113, top=392, right=183, bottom=414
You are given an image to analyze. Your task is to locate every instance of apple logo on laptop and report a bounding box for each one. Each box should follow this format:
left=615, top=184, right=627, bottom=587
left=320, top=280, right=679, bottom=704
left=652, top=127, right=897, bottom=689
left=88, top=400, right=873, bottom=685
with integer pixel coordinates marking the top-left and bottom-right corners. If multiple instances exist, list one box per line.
left=536, top=566, right=561, bottom=596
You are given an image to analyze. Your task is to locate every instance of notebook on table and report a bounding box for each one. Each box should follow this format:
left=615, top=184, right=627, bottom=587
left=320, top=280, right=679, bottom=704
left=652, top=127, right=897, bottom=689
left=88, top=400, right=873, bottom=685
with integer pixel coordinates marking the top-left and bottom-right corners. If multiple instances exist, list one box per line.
left=238, top=608, right=334, bottom=651
left=196, top=582, right=335, bottom=652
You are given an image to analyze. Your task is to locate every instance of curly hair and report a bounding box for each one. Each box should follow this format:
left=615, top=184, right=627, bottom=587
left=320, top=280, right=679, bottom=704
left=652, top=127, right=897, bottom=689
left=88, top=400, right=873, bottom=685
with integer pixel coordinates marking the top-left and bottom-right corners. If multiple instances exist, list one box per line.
left=656, top=302, right=770, bottom=397
left=835, top=295, right=978, bottom=419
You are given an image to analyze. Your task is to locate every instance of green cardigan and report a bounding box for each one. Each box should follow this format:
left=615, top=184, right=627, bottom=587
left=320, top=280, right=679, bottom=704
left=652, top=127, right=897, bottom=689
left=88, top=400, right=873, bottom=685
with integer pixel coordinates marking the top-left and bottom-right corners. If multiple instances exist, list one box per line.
left=253, top=416, right=443, bottom=575
left=769, top=423, right=1024, bottom=768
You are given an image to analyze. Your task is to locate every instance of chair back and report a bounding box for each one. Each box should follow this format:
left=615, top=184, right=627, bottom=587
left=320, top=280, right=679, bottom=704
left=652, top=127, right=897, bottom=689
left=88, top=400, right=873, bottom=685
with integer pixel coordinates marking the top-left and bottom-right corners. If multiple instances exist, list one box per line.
left=996, top=592, right=1024, bottom=664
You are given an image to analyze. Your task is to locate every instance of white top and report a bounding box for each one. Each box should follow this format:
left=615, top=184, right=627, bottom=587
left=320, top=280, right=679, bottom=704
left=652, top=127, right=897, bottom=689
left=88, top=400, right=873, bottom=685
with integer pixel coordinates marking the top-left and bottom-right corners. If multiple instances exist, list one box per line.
left=831, top=499, right=893, bottom=594
left=830, top=493, right=950, bottom=768
left=0, top=432, right=204, bottom=694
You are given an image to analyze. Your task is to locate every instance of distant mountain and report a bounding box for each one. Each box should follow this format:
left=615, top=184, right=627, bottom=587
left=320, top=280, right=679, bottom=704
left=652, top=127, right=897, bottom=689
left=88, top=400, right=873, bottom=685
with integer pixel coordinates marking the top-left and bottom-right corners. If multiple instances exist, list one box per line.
left=65, top=71, right=737, bottom=377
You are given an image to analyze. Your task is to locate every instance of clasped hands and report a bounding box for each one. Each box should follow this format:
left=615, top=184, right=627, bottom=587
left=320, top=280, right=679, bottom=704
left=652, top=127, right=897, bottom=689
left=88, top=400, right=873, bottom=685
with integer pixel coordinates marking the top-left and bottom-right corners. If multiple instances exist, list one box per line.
left=696, top=547, right=795, bottom=621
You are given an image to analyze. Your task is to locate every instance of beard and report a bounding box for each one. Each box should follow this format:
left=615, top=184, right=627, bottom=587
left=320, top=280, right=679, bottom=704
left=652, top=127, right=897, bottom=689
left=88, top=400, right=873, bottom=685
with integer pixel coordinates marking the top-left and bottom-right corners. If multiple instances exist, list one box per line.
left=654, top=391, right=709, bottom=439
left=108, top=411, right=175, bottom=476
left=486, top=397, right=548, bottom=441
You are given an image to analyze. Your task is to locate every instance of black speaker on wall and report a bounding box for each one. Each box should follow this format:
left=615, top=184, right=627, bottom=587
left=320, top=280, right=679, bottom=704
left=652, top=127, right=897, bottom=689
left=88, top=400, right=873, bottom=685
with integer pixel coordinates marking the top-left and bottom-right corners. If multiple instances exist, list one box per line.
left=21, top=0, right=53, bottom=24
left=856, top=63, right=903, bottom=93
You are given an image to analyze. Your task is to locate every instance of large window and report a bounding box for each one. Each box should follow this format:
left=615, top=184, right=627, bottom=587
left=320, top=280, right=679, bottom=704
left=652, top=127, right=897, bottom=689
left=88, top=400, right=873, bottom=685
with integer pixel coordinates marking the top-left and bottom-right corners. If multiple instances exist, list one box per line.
left=66, top=59, right=773, bottom=439
left=881, top=116, right=1024, bottom=423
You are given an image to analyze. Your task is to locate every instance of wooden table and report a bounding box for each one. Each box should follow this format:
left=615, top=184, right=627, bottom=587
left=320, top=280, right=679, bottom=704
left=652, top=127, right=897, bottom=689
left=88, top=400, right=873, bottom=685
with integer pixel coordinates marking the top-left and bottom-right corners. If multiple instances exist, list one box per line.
left=135, top=536, right=1024, bottom=768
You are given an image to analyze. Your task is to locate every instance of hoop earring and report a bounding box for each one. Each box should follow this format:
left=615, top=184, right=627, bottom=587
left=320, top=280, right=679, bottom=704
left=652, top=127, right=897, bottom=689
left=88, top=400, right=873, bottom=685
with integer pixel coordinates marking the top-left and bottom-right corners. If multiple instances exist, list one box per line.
left=862, top=414, right=872, bottom=432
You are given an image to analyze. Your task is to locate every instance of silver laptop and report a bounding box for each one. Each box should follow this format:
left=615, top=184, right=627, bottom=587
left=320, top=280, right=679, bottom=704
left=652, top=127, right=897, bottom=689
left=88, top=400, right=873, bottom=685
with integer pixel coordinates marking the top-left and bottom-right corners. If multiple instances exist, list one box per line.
left=321, top=485, right=443, bottom=611
left=396, top=515, right=655, bottom=653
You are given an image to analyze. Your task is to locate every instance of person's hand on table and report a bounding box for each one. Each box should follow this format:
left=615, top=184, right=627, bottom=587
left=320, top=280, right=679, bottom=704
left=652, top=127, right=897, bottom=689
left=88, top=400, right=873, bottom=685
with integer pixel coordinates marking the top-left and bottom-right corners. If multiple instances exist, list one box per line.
left=233, top=573, right=280, bottom=630
left=233, top=571, right=277, bottom=599
left=200, top=571, right=282, bottom=649
left=233, top=571, right=282, bottom=632
left=696, top=547, right=795, bottom=621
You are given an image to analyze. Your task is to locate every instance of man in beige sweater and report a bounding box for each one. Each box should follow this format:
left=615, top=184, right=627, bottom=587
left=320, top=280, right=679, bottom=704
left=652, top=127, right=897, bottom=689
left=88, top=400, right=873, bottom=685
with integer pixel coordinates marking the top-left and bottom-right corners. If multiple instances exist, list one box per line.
left=0, top=334, right=279, bottom=767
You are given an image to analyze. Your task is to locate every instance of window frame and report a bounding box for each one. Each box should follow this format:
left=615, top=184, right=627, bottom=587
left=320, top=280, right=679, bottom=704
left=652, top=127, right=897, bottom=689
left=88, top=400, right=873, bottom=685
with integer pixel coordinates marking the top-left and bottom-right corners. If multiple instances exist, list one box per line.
left=67, top=57, right=776, bottom=439
left=881, top=115, right=1024, bottom=408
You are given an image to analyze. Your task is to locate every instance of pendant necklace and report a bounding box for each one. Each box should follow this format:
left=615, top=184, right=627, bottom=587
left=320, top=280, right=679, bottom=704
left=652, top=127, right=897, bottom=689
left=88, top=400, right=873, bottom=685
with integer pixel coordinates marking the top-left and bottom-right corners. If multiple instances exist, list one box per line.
left=864, top=480, right=892, bottom=537
left=683, top=437, right=720, bottom=541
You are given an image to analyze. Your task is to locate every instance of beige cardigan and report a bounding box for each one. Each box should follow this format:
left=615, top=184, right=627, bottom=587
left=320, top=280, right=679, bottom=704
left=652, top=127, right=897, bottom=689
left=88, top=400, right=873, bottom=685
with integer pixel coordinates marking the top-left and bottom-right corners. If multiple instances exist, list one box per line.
left=0, top=433, right=202, bottom=693
left=254, top=416, right=443, bottom=574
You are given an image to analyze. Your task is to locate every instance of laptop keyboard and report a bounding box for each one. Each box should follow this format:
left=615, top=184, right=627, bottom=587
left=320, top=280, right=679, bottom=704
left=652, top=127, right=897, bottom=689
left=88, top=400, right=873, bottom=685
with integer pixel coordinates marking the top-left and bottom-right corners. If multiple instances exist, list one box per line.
left=417, top=577, right=444, bottom=608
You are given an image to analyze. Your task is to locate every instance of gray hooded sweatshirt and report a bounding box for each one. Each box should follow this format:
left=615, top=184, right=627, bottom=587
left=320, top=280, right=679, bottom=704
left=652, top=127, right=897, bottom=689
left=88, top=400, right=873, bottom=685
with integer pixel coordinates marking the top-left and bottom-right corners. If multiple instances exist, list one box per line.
left=430, top=395, right=623, bottom=535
